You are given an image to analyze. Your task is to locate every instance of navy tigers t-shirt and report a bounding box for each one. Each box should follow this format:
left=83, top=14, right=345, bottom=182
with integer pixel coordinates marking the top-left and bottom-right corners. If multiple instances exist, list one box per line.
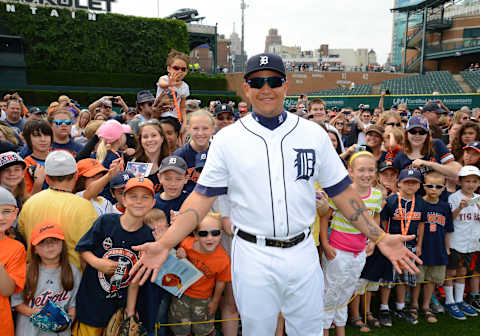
left=173, top=143, right=208, bottom=192
left=154, top=190, right=190, bottom=224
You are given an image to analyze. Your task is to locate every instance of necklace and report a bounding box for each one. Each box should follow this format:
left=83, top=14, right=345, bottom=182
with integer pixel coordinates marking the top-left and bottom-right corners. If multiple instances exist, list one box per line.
left=50, top=186, right=72, bottom=194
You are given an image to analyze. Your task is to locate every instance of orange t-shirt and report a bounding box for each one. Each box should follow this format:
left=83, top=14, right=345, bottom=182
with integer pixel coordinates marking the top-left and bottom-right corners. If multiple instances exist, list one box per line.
left=180, top=236, right=231, bottom=299
left=0, top=236, right=26, bottom=336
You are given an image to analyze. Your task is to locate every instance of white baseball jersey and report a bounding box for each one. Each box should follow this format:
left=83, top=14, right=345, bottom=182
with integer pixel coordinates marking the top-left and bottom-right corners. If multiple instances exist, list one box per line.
left=197, top=112, right=349, bottom=238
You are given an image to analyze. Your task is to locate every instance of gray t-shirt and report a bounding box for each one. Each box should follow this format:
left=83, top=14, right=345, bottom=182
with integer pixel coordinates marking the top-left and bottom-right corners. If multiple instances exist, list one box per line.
left=11, top=263, right=81, bottom=336
left=156, top=75, right=190, bottom=119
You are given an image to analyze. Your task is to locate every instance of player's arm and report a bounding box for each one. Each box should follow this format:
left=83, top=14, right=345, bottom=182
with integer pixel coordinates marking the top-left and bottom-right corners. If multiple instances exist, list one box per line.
left=331, top=184, right=421, bottom=273
left=208, top=280, right=226, bottom=315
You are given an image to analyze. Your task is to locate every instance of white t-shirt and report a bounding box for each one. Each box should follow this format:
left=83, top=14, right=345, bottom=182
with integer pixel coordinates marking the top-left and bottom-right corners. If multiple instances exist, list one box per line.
left=448, top=190, right=480, bottom=253
left=76, top=191, right=114, bottom=216
left=156, top=75, right=190, bottom=119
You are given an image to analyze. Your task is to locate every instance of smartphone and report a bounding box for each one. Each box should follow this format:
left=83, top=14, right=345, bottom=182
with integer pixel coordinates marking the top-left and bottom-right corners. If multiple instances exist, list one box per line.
left=111, top=97, right=118, bottom=104
left=355, top=145, right=366, bottom=152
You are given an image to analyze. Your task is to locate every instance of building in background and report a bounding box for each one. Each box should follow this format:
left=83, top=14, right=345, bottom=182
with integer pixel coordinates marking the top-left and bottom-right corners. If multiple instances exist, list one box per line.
left=190, top=34, right=231, bottom=73
left=265, top=28, right=282, bottom=53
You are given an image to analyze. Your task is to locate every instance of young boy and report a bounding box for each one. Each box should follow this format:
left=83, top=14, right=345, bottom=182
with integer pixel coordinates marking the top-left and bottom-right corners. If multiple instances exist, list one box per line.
left=411, top=171, right=453, bottom=323
left=73, top=177, right=156, bottom=335
left=170, top=212, right=231, bottom=336
left=0, top=186, right=26, bottom=336
left=154, top=155, right=189, bottom=224
left=445, top=165, right=480, bottom=320
left=144, top=209, right=168, bottom=243
left=109, top=171, right=133, bottom=214
left=379, top=169, right=426, bottom=325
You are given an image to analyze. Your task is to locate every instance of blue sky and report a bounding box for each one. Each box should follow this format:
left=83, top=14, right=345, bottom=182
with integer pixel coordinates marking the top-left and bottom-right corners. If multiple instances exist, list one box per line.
left=112, top=0, right=394, bottom=64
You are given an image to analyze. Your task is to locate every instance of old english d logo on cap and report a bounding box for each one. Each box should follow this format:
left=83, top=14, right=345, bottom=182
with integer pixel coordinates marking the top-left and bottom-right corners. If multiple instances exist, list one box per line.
left=260, top=55, right=269, bottom=66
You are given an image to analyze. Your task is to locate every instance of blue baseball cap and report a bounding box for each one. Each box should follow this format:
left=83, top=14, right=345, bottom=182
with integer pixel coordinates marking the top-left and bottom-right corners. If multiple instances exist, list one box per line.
left=464, top=142, right=480, bottom=153
left=398, top=169, right=422, bottom=183
left=110, top=171, right=134, bottom=189
left=423, top=102, right=447, bottom=115
left=406, top=115, right=429, bottom=132
left=244, top=53, right=286, bottom=79
left=136, top=90, right=155, bottom=104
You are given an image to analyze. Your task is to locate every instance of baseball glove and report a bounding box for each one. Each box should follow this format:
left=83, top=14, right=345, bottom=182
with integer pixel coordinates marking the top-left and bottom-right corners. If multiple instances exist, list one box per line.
left=120, top=314, right=146, bottom=336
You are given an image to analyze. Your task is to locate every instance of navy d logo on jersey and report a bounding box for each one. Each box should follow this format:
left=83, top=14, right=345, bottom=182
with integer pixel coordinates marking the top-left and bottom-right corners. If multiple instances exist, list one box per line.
left=294, top=149, right=315, bottom=181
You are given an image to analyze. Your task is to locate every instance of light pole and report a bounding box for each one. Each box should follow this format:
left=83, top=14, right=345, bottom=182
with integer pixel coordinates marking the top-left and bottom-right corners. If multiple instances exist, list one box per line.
left=240, top=0, right=247, bottom=72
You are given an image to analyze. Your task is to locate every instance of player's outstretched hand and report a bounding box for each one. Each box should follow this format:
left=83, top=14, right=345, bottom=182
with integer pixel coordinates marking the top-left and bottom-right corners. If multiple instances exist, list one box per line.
left=131, top=241, right=169, bottom=285
left=377, top=233, right=422, bottom=274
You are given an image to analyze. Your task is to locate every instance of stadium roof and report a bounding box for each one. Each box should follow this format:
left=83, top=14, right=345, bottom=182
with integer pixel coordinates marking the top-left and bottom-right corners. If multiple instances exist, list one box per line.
left=391, top=0, right=452, bottom=12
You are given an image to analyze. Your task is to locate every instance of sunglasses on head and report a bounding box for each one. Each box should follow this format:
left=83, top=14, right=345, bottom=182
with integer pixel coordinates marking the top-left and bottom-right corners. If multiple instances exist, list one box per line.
left=408, top=129, right=428, bottom=135
left=196, top=229, right=221, bottom=237
left=246, top=76, right=285, bottom=89
left=52, top=119, right=72, bottom=126
left=424, top=184, right=444, bottom=190
left=386, top=122, right=401, bottom=127
left=172, top=65, right=187, bottom=72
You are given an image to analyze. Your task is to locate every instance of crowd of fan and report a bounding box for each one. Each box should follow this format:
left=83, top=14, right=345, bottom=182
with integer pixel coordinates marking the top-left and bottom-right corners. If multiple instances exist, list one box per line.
left=0, top=49, right=480, bottom=336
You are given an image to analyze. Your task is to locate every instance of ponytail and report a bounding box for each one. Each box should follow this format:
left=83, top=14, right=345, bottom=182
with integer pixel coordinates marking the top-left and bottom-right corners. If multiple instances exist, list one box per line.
left=96, top=138, right=110, bottom=164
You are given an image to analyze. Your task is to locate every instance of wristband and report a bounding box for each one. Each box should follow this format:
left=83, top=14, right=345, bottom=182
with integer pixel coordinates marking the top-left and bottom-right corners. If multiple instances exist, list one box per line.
left=375, top=232, right=386, bottom=245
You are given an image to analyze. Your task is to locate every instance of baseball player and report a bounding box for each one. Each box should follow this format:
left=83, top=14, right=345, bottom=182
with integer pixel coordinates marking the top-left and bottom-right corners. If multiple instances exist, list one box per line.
left=132, top=53, right=422, bottom=336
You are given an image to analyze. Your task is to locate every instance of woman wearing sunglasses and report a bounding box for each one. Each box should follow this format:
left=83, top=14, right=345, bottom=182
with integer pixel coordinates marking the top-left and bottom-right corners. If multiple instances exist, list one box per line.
left=47, top=109, right=83, bottom=157
left=156, top=49, right=190, bottom=122
left=330, top=113, right=350, bottom=147
left=393, top=115, right=460, bottom=182
left=377, top=111, right=402, bottom=132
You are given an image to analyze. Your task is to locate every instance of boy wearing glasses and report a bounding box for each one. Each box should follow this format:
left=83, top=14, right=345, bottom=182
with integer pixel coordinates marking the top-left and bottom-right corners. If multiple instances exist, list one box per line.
left=170, top=212, right=230, bottom=336
left=411, top=171, right=453, bottom=323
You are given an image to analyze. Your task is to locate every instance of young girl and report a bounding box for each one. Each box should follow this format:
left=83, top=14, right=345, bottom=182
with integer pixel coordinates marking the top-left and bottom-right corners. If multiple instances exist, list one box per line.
left=0, top=151, right=27, bottom=209
left=95, top=120, right=131, bottom=169
left=22, top=119, right=53, bottom=195
left=173, top=110, right=215, bottom=192
left=159, top=118, right=181, bottom=154
left=47, top=110, right=83, bottom=158
left=74, top=158, right=123, bottom=216
left=12, top=222, right=81, bottom=336
left=156, top=49, right=190, bottom=122
left=320, top=152, right=382, bottom=335
left=130, top=120, right=170, bottom=192
left=71, top=109, right=91, bottom=145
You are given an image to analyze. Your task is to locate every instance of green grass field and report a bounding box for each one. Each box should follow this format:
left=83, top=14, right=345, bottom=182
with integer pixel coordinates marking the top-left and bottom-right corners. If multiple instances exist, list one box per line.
left=346, top=312, right=480, bottom=336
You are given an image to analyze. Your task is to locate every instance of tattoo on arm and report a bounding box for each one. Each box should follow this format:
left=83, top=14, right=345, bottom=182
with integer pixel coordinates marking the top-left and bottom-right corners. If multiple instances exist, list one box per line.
left=176, top=208, right=200, bottom=228
left=348, top=198, right=381, bottom=238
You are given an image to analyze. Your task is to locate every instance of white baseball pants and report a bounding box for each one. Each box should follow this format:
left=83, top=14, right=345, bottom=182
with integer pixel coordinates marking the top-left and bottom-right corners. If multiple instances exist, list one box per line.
left=231, top=233, right=324, bottom=336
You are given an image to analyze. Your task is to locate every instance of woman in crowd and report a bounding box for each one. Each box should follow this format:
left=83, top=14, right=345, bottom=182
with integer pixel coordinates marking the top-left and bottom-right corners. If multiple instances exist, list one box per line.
left=131, top=120, right=170, bottom=191
left=451, top=121, right=480, bottom=163
left=377, top=111, right=402, bottom=132
left=71, top=109, right=91, bottom=145
left=330, top=113, right=349, bottom=147
left=48, top=109, right=83, bottom=158
left=173, top=110, right=215, bottom=192
left=393, top=115, right=460, bottom=178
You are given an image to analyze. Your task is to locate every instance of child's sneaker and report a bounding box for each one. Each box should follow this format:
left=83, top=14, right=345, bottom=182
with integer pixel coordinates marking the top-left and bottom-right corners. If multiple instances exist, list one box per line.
left=467, top=294, right=480, bottom=313
left=444, top=303, right=467, bottom=320
left=378, top=309, right=392, bottom=327
left=430, top=293, right=444, bottom=313
left=392, top=308, right=418, bottom=325
left=457, top=301, right=478, bottom=317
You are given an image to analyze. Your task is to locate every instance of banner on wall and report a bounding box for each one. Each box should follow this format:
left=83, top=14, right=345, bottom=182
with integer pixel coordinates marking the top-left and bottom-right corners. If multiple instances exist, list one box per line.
left=284, top=94, right=480, bottom=111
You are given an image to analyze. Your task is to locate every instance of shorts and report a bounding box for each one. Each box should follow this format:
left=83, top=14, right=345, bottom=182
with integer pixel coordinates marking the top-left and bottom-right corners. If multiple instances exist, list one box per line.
left=168, top=295, right=214, bottom=336
left=360, top=246, right=393, bottom=283
left=417, top=265, right=446, bottom=285
left=71, top=321, right=105, bottom=336
left=355, top=278, right=380, bottom=295
left=386, top=244, right=417, bottom=288
left=469, top=251, right=480, bottom=273
left=447, top=249, right=474, bottom=270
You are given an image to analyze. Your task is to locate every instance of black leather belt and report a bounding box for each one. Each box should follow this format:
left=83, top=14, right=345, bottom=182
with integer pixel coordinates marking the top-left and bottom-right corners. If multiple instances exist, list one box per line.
left=237, top=229, right=310, bottom=248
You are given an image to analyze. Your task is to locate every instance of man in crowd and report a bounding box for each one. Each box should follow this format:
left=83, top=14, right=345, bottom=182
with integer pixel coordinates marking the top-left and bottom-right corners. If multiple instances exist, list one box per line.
left=238, top=101, right=250, bottom=118
left=129, top=90, right=155, bottom=134
left=422, top=102, right=448, bottom=139
left=4, top=99, right=25, bottom=133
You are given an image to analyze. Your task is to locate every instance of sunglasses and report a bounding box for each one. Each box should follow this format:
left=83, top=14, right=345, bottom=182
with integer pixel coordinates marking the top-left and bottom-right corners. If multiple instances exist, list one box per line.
left=52, top=119, right=72, bottom=126
left=196, top=229, right=221, bottom=237
left=217, top=115, right=234, bottom=121
left=246, top=76, right=285, bottom=89
left=172, top=65, right=187, bottom=72
left=336, top=122, right=344, bottom=126
left=424, top=184, right=444, bottom=190
left=408, top=129, right=428, bottom=135
left=385, top=122, right=401, bottom=127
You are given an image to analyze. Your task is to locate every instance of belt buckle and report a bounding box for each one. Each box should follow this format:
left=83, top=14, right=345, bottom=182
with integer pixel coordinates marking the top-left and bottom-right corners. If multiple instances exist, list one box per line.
left=256, top=236, right=266, bottom=247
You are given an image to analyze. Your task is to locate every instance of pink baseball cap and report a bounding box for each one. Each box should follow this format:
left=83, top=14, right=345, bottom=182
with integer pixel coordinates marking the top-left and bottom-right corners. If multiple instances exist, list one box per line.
left=96, top=120, right=131, bottom=144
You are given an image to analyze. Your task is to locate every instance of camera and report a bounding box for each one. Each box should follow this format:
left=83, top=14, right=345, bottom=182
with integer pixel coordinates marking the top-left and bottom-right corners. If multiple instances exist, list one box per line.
left=355, top=145, right=366, bottom=152
left=111, top=97, right=118, bottom=104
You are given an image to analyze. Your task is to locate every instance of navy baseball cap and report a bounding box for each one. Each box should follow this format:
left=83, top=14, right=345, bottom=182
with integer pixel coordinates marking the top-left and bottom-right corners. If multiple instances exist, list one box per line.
left=137, top=90, right=155, bottom=104
left=423, top=102, right=446, bottom=115
left=398, top=169, right=422, bottom=183
left=378, top=161, right=398, bottom=173
left=214, top=103, right=234, bottom=116
left=110, top=171, right=134, bottom=189
left=406, top=115, right=429, bottom=132
left=29, top=106, right=44, bottom=115
left=244, top=53, right=286, bottom=79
